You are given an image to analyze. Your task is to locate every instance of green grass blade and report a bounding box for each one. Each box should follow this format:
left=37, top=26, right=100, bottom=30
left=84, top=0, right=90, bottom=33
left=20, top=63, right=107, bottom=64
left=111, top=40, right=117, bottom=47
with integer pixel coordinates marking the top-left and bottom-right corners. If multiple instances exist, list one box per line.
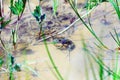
left=113, top=51, right=119, bottom=80
left=83, top=42, right=97, bottom=80
left=81, top=38, right=120, bottom=79
left=98, top=57, right=104, bottom=80
left=114, top=28, right=120, bottom=46
left=84, top=58, right=89, bottom=80
left=68, top=0, right=108, bottom=49
left=52, top=0, right=59, bottom=16
left=89, top=57, right=97, bottom=80
left=19, top=0, right=27, bottom=19
left=109, top=0, right=120, bottom=19
left=42, top=31, right=64, bottom=80
left=110, top=32, right=120, bottom=46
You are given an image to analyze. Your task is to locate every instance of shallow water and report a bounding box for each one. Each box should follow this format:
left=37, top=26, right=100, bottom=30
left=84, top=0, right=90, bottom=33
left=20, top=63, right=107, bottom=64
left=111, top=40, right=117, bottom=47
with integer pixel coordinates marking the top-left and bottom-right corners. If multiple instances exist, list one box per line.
left=1, top=0, right=120, bottom=80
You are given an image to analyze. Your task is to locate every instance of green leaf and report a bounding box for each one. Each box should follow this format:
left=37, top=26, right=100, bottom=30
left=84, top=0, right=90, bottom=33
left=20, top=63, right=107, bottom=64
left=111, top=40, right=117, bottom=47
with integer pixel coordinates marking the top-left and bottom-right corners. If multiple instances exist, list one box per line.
left=32, top=6, right=42, bottom=21
left=1, top=20, right=11, bottom=29
left=10, top=6, right=19, bottom=15
left=14, top=64, right=21, bottom=71
left=12, top=29, right=17, bottom=45
left=20, top=0, right=27, bottom=16
left=84, top=0, right=98, bottom=9
left=15, top=0, right=23, bottom=11
left=100, top=0, right=108, bottom=2
left=32, top=6, right=46, bottom=23
left=10, top=0, right=24, bottom=15
left=0, top=58, right=4, bottom=67
left=0, top=17, right=4, bottom=21
left=0, top=17, right=11, bottom=29
left=10, top=0, right=14, bottom=6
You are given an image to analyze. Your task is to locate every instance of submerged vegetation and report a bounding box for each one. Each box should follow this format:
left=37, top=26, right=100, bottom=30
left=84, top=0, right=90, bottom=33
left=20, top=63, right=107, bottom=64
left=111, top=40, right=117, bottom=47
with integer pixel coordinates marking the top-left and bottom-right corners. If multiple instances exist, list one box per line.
left=0, top=0, right=120, bottom=80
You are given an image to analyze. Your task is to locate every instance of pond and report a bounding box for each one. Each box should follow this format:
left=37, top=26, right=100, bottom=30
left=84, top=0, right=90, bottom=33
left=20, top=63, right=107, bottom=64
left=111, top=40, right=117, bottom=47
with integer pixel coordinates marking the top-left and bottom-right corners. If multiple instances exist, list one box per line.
left=0, top=0, right=120, bottom=80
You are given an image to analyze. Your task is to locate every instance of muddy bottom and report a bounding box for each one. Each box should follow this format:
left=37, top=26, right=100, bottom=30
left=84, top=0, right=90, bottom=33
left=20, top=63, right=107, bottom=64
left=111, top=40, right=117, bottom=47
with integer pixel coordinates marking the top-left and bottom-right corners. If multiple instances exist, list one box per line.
left=1, top=0, right=120, bottom=80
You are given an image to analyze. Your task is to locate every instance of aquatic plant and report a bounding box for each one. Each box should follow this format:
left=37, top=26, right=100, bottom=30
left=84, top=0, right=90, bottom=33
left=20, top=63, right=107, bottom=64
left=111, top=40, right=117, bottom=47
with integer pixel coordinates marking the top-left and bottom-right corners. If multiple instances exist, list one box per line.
left=1, top=0, right=120, bottom=80
left=10, top=0, right=24, bottom=50
left=42, top=33, right=64, bottom=80
left=68, top=0, right=108, bottom=49
left=10, top=0, right=24, bottom=20
left=82, top=38, right=120, bottom=80
left=0, top=0, right=25, bottom=79
left=32, top=4, right=64, bottom=80
left=32, top=6, right=45, bottom=39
